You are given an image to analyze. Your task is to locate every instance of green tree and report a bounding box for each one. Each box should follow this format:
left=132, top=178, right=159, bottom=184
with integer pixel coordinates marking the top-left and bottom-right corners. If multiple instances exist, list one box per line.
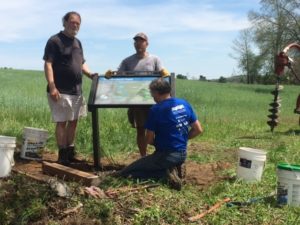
left=218, top=76, right=227, bottom=83
left=199, top=75, right=207, bottom=81
left=249, top=0, right=300, bottom=76
left=231, top=29, right=263, bottom=84
left=176, top=74, right=188, bottom=79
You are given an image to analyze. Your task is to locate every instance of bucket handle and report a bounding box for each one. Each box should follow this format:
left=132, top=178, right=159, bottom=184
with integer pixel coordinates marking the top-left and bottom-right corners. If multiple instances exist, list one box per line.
left=5, top=148, right=15, bottom=167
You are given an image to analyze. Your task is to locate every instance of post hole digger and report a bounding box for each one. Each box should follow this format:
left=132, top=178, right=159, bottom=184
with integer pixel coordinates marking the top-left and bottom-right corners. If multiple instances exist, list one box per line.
left=267, top=43, right=300, bottom=132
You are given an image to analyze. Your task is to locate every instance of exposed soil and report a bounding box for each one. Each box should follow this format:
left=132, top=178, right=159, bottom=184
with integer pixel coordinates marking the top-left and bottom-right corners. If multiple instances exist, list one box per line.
left=184, top=161, right=232, bottom=187
left=12, top=144, right=234, bottom=189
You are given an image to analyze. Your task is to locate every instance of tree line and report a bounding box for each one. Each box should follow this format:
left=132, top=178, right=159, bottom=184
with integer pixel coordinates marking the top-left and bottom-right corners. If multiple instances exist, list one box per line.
left=231, top=0, right=300, bottom=84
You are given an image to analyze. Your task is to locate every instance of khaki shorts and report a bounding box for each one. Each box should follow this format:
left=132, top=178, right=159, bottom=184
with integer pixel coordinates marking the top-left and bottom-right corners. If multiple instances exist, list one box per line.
left=47, top=94, right=87, bottom=122
left=127, top=107, right=150, bottom=128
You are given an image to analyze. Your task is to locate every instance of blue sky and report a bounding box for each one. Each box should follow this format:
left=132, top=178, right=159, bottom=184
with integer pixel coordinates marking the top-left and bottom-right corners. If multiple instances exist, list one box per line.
left=0, top=0, right=260, bottom=79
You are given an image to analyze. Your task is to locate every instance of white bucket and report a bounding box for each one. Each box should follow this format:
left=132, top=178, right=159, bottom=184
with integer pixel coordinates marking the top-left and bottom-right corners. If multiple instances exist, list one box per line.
left=236, top=147, right=267, bottom=182
left=277, top=163, right=300, bottom=207
left=21, top=127, right=48, bottom=160
left=0, top=135, right=16, bottom=178
left=0, top=135, right=16, bottom=144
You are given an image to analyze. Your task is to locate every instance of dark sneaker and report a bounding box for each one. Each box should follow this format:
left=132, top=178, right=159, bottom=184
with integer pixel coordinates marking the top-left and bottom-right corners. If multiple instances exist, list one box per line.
left=167, top=167, right=182, bottom=191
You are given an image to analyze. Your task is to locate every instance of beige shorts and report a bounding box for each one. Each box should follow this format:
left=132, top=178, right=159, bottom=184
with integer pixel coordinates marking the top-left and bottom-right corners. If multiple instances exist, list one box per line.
left=127, top=107, right=150, bottom=128
left=47, top=94, right=87, bottom=122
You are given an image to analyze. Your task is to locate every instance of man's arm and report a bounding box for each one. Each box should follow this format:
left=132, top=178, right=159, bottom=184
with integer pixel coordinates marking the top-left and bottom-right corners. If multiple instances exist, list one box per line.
left=188, top=120, right=203, bottom=139
left=145, top=129, right=155, bottom=145
left=116, top=59, right=127, bottom=75
left=82, top=63, right=96, bottom=79
left=44, top=60, right=60, bottom=101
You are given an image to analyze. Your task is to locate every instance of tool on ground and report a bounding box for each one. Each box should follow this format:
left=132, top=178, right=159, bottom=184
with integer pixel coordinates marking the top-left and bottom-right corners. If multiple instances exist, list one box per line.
left=188, top=197, right=231, bottom=222
left=226, top=193, right=276, bottom=208
left=227, top=197, right=263, bottom=207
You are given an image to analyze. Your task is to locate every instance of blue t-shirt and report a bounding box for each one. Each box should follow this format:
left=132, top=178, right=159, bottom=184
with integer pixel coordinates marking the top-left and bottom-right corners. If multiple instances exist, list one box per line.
left=144, top=98, right=197, bottom=152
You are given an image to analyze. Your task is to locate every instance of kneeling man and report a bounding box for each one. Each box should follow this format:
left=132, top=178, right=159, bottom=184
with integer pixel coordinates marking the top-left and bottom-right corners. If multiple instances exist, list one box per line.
left=117, top=78, right=203, bottom=190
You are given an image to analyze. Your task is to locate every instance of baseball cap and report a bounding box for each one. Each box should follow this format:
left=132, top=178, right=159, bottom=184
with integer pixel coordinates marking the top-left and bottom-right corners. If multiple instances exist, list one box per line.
left=133, top=32, right=148, bottom=41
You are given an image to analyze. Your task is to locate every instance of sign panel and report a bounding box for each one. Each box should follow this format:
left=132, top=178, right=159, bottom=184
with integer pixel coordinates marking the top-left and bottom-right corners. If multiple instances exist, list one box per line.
left=95, top=76, right=156, bottom=105
left=88, top=75, right=172, bottom=108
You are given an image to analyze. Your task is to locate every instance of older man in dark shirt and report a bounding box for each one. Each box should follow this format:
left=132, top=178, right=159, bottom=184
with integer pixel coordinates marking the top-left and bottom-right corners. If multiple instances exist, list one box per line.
left=43, top=11, right=97, bottom=165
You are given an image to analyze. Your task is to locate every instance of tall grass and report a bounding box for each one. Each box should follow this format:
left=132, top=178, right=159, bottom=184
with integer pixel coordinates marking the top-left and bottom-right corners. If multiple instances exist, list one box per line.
left=1, top=69, right=300, bottom=162
left=1, top=69, right=300, bottom=224
left=0, top=69, right=137, bottom=155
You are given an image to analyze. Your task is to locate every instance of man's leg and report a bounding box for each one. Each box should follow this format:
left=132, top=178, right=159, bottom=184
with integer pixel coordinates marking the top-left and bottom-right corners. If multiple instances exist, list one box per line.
left=56, top=122, right=67, bottom=148
left=119, top=151, right=185, bottom=180
left=56, top=121, right=68, bottom=164
left=136, top=127, right=147, bottom=157
left=165, top=151, right=187, bottom=190
left=66, top=120, right=79, bottom=161
left=66, top=120, right=78, bottom=146
left=119, top=151, right=169, bottom=179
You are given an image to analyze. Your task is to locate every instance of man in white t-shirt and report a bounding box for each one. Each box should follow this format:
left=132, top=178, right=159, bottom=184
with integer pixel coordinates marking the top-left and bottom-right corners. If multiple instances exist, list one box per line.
left=117, top=32, right=168, bottom=157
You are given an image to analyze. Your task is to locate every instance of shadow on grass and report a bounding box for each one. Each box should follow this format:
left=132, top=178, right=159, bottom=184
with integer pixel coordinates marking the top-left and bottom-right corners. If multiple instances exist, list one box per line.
left=254, top=88, right=273, bottom=94
left=276, top=129, right=300, bottom=136
left=237, top=135, right=273, bottom=140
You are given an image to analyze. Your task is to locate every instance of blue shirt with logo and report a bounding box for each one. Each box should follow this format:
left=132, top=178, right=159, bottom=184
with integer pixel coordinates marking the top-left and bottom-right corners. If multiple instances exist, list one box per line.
left=144, top=98, right=197, bottom=152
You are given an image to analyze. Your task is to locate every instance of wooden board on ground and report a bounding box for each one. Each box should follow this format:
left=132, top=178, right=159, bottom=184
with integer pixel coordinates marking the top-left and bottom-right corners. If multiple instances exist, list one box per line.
left=42, top=161, right=101, bottom=186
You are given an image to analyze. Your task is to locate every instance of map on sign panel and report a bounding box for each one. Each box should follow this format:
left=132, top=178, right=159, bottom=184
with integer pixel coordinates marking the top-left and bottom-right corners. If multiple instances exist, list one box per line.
left=94, top=76, right=158, bottom=105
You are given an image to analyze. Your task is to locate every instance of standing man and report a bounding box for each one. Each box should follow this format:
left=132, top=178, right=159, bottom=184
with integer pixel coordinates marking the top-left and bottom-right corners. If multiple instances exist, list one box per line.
left=117, top=32, right=169, bottom=157
left=43, top=11, right=97, bottom=165
left=116, top=78, right=203, bottom=190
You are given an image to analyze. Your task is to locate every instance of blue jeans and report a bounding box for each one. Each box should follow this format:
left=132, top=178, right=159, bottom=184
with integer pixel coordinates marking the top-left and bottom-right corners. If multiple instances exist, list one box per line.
left=120, top=150, right=186, bottom=180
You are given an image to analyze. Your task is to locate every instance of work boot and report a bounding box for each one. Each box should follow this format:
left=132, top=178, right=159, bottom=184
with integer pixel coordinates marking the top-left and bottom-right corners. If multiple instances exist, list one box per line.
left=167, top=167, right=182, bottom=191
left=176, top=163, right=186, bottom=182
left=57, top=148, right=70, bottom=166
left=67, top=146, right=83, bottom=163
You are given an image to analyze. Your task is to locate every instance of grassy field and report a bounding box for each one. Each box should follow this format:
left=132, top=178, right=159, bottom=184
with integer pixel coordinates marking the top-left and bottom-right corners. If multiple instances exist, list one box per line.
left=1, top=69, right=300, bottom=224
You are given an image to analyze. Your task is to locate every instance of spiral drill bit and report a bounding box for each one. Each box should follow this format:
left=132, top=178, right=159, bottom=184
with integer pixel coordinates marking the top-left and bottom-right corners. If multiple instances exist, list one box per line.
left=267, top=83, right=283, bottom=132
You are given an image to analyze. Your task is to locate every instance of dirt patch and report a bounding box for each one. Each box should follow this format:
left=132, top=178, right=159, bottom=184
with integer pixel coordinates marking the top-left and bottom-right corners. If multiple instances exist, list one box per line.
left=185, top=161, right=232, bottom=187
left=12, top=150, right=233, bottom=189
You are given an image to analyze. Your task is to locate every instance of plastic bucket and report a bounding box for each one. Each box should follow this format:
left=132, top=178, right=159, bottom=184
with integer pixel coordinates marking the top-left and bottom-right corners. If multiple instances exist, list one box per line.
left=236, top=147, right=267, bottom=182
left=21, top=127, right=48, bottom=160
left=277, top=163, right=300, bottom=206
left=23, top=127, right=49, bottom=140
left=0, top=135, right=16, bottom=144
left=0, top=135, right=16, bottom=178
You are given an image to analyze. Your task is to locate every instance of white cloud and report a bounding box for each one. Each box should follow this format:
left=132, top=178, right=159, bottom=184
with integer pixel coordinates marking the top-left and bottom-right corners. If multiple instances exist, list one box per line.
left=0, top=0, right=250, bottom=42
left=0, top=0, right=259, bottom=78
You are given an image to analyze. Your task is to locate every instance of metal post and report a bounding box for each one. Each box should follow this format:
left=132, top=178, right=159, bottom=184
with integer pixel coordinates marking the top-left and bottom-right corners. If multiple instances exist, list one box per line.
left=171, top=72, right=176, bottom=97
left=91, top=109, right=101, bottom=170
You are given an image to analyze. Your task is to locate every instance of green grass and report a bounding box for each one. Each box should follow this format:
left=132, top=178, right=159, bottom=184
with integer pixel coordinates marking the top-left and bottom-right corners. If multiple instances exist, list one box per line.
left=1, top=69, right=300, bottom=224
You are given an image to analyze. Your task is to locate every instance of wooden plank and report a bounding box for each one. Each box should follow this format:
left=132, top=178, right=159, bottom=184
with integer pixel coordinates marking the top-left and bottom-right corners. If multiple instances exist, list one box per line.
left=42, top=161, right=101, bottom=186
